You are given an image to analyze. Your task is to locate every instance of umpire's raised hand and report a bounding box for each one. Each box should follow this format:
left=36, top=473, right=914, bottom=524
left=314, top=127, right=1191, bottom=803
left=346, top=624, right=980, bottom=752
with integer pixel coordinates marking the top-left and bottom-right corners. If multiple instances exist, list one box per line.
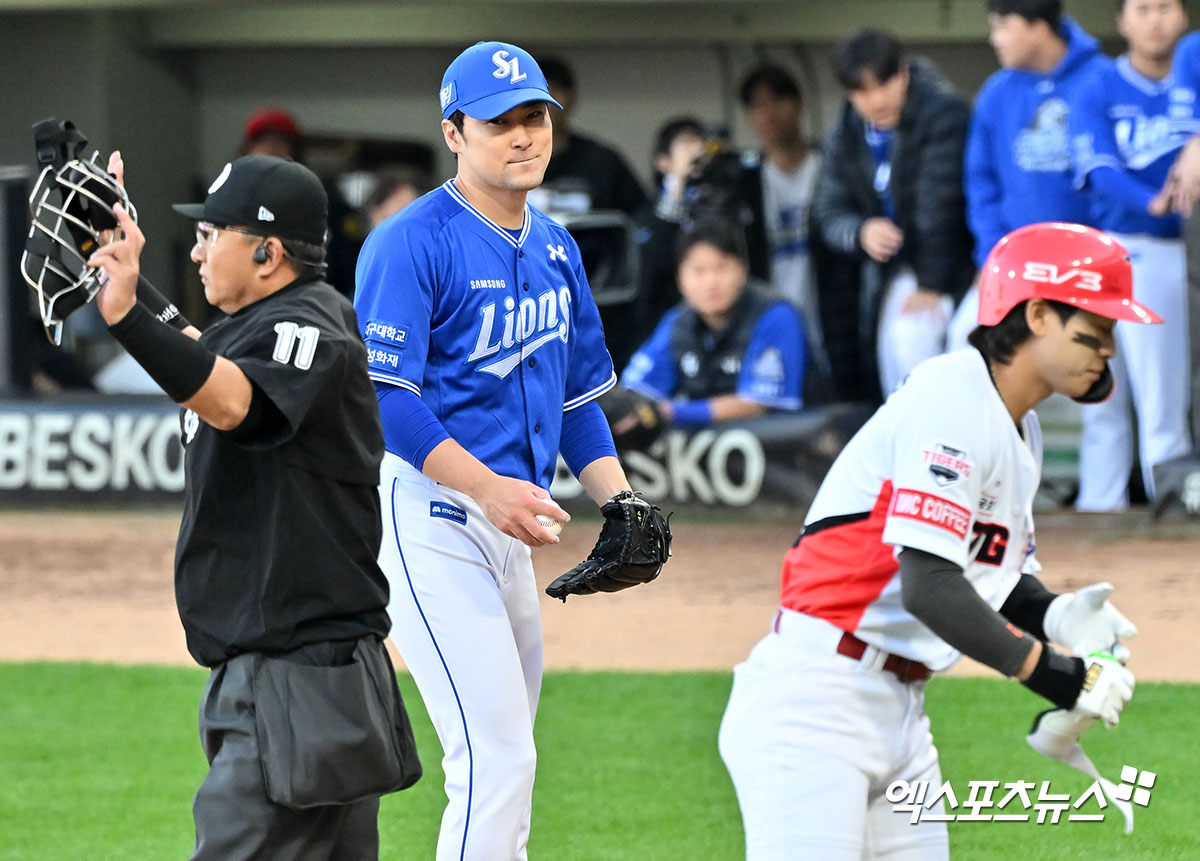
left=87, top=201, right=142, bottom=325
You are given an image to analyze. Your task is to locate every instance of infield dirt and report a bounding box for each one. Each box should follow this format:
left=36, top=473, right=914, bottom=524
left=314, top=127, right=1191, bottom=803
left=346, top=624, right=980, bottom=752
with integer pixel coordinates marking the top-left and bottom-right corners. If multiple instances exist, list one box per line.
left=0, top=509, right=1196, bottom=680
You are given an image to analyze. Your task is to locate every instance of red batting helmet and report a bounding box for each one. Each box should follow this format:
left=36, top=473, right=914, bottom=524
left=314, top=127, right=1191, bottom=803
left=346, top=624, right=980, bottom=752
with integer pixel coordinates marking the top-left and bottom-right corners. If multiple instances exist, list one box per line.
left=977, top=222, right=1161, bottom=326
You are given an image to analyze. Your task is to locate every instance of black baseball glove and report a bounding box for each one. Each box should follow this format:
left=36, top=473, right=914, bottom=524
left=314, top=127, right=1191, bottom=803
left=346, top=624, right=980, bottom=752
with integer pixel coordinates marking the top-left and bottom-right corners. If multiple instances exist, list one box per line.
left=599, top=386, right=667, bottom=452
left=545, top=491, right=672, bottom=601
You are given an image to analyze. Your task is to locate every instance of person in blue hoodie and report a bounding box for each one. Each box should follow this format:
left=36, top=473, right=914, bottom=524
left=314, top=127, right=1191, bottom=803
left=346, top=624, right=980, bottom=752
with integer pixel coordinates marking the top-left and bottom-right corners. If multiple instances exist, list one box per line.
left=1068, top=0, right=1196, bottom=511
left=1166, top=29, right=1200, bottom=212
left=947, top=0, right=1109, bottom=349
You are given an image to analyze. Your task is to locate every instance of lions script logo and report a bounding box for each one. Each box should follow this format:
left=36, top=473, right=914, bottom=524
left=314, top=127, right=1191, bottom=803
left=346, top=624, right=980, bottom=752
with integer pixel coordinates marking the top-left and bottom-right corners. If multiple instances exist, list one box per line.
left=468, top=287, right=572, bottom=378
left=923, top=443, right=973, bottom=487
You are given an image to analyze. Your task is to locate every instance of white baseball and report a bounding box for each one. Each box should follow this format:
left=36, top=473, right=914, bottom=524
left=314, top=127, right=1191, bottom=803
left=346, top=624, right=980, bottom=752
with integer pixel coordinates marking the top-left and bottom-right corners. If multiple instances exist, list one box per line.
left=535, top=515, right=564, bottom=537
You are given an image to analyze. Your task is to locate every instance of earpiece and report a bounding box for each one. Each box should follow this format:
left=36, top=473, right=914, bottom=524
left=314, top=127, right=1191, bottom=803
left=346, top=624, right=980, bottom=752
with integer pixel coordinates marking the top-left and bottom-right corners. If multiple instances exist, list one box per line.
left=253, top=242, right=269, bottom=264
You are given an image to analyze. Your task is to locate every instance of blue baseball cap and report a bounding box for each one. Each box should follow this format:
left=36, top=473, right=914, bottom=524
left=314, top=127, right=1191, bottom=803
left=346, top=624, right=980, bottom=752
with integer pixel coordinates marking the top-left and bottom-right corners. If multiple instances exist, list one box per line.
left=439, top=41, right=562, bottom=120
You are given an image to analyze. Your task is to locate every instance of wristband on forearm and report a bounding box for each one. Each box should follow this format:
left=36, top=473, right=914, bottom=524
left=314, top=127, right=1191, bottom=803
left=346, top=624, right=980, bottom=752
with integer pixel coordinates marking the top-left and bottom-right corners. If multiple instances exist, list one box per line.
left=1021, top=645, right=1086, bottom=710
left=999, top=574, right=1058, bottom=642
left=108, top=303, right=216, bottom=402
left=136, top=274, right=193, bottom=331
left=671, top=399, right=713, bottom=428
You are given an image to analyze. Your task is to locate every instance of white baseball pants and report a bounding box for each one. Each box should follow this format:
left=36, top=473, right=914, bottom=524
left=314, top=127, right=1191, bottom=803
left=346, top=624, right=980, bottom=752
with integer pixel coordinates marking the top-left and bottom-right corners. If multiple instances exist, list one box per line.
left=719, top=610, right=949, bottom=860
left=876, top=267, right=955, bottom=396
left=378, top=454, right=542, bottom=861
left=1077, top=234, right=1191, bottom=510
left=945, top=285, right=979, bottom=355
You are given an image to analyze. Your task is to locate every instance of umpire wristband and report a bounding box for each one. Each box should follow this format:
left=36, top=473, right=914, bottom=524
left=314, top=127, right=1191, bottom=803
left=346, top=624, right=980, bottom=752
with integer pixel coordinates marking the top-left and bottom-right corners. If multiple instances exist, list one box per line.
left=136, top=274, right=193, bottom=331
left=108, top=302, right=216, bottom=403
left=1021, top=644, right=1086, bottom=710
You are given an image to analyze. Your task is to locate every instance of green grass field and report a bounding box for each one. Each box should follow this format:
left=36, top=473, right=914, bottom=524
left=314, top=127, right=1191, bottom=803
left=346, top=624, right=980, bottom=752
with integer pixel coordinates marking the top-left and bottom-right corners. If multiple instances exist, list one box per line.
left=0, top=664, right=1193, bottom=860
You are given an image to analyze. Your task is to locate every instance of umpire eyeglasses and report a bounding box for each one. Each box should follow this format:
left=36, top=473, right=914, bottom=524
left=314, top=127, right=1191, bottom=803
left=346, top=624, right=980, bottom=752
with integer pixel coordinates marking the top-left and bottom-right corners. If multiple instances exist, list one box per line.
left=194, top=221, right=262, bottom=249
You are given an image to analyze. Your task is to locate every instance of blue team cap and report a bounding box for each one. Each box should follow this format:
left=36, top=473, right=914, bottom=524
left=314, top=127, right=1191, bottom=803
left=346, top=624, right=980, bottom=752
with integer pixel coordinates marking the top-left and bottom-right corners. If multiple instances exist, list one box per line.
left=439, top=41, right=562, bottom=120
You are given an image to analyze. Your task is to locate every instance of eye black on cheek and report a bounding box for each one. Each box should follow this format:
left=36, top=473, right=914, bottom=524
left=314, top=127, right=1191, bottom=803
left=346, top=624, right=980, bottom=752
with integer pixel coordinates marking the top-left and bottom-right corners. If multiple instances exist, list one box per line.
left=1072, top=332, right=1103, bottom=350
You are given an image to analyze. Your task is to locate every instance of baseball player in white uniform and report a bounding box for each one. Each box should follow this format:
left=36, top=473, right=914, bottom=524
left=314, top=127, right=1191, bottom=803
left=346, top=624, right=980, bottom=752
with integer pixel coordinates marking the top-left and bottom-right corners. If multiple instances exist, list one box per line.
left=354, top=42, right=638, bottom=860
left=1069, top=0, right=1196, bottom=510
left=719, top=223, right=1142, bottom=860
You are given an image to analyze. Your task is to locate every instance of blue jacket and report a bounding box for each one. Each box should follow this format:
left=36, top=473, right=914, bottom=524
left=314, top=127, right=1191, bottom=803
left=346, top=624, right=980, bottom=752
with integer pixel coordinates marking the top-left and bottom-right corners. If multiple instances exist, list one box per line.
left=965, top=18, right=1109, bottom=266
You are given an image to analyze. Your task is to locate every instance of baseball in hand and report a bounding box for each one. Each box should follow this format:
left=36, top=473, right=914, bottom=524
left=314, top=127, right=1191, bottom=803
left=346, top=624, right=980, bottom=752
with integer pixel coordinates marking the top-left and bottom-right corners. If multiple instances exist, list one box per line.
left=536, top=515, right=564, bottom=537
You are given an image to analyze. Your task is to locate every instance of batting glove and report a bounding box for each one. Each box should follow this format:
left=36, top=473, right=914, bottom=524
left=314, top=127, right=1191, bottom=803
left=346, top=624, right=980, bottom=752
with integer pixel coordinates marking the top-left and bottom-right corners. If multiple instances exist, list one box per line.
left=1073, top=652, right=1135, bottom=729
left=1044, top=582, right=1137, bottom=662
left=1027, top=707, right=1097, bottom=760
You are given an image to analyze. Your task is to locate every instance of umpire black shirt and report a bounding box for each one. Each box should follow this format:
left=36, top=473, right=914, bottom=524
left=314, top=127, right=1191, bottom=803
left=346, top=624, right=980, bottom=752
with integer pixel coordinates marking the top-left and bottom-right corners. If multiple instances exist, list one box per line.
left=175, top=274, right=390, bottom=667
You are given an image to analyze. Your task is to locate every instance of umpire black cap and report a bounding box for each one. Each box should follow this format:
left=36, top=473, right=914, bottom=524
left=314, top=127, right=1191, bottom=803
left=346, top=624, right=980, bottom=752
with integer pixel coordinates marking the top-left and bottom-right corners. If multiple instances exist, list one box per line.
left=173, top=155, right=328, bottom=246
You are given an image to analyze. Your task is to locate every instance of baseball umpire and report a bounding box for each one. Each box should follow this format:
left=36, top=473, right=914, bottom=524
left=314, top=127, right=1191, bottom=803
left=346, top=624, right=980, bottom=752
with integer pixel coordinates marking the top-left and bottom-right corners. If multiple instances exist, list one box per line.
left=719, top=222, right=1141, bottom=859
left=354, top=40, right=670, bottom=860
left=86, top=152, right=420, bottom=858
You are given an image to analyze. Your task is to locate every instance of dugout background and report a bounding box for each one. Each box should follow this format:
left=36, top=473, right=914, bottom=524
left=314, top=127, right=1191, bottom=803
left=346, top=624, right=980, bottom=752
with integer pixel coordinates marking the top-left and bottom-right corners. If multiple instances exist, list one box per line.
left=0, top=0, right=1128, bottom=334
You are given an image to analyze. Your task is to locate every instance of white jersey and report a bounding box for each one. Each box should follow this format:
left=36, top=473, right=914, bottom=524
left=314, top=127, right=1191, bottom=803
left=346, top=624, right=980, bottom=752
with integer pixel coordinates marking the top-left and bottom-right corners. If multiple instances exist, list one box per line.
left=761, top=152, right=821, bottom=311
left=780, top=349, right=1042, bottom=670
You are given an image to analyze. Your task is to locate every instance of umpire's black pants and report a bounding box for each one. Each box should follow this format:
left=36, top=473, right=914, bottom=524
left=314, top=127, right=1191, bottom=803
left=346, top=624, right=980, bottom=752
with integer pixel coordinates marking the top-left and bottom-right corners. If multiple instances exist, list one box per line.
left=191, top=642, right=380, bottom=861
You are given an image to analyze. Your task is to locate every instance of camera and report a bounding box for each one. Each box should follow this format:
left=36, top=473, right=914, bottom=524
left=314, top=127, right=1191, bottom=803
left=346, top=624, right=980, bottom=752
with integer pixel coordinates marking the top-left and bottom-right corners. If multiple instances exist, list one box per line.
left=682, top=135, right=757, bottom=229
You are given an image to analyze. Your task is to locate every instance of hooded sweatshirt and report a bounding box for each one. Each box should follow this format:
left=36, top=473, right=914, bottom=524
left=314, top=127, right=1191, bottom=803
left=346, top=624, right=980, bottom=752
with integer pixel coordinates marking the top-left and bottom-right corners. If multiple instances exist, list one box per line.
left=965, top=17, right=1109, bottom=266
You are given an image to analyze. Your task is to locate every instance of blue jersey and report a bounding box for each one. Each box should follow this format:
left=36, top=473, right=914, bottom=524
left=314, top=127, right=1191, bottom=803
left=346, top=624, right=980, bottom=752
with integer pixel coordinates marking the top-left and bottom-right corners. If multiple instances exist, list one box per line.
left=965, top=17, right=1108, bottom=266
left=864, top=125, right=896, bottom=220
left=1070, top=56, right=1199, bottom=238
left=354, top=180, right=616, bottom=489
left=1173, top=30, right=1200, bottom=91
left=621, top=300, right=806, bottom=410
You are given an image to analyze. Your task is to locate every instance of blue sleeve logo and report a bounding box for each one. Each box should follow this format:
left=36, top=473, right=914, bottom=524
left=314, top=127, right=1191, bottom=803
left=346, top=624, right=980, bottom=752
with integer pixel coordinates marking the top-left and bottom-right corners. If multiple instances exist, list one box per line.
left=366, top=346, right=403, bottom=371
left=364, top=320, right=409, bottom=347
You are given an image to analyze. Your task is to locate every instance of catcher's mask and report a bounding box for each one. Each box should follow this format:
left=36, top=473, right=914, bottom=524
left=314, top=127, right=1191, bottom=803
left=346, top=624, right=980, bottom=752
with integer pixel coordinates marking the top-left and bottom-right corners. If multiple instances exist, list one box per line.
left=20, top=118, right=136, bottom=345
left=977, top=222, right=1161, bottom=405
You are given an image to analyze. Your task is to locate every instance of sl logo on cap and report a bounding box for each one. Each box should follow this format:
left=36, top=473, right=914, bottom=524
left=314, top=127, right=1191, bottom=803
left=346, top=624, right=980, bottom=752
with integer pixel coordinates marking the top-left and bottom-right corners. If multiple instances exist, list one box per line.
left=440, top=82, right=455, bottom=112
left=492, top=50, right=527, bottom=84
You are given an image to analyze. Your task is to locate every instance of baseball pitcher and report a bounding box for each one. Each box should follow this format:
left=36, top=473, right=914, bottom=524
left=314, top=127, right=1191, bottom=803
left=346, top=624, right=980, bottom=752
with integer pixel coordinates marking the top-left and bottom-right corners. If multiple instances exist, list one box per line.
left=353, top=41, right=669, bottom=861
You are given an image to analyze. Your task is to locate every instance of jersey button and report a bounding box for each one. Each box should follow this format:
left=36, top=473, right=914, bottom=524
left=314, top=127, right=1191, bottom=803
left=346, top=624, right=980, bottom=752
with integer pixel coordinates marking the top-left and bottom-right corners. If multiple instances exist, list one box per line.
left=518, top=250, right=525, bottom=259
left=523, top=282, right=530, bottom=291
left=527, top=358, right=536, bottom=368
left=534, top=423, right=541, bottom=433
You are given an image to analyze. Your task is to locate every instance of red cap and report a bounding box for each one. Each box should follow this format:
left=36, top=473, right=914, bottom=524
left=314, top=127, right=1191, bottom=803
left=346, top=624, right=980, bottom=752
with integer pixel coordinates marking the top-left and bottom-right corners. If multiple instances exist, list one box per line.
left=243, top=109, right=301, bottom=144
left=977, top=222, right=1161, bottom=326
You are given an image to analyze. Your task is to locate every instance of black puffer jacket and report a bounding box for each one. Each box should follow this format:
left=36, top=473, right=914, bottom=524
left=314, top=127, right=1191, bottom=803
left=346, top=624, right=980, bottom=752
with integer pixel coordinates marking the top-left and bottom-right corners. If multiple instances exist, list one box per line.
left=813, top=59, right=975, bottom=297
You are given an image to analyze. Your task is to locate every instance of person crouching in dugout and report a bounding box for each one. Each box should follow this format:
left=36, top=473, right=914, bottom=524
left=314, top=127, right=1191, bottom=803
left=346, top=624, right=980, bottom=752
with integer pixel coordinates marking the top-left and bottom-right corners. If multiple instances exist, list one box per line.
left=86, top=152, right=421, bottom=859
left=619, top=217, right=808, bottom=431
left=718, top=222, right=1142, bottom=860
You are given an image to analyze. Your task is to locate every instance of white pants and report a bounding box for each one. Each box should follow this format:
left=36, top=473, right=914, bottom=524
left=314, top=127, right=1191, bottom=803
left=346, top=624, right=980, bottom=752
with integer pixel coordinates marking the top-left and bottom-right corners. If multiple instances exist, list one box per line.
left=877, top=268, right=955, bottom=396
left=379, top=454, right=542, bottom=861
left=1077, top=234, right=1191, bottom=510
left=719, top=610, right=949, bottom=861
left=945, top=286, right=979, bottom=354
